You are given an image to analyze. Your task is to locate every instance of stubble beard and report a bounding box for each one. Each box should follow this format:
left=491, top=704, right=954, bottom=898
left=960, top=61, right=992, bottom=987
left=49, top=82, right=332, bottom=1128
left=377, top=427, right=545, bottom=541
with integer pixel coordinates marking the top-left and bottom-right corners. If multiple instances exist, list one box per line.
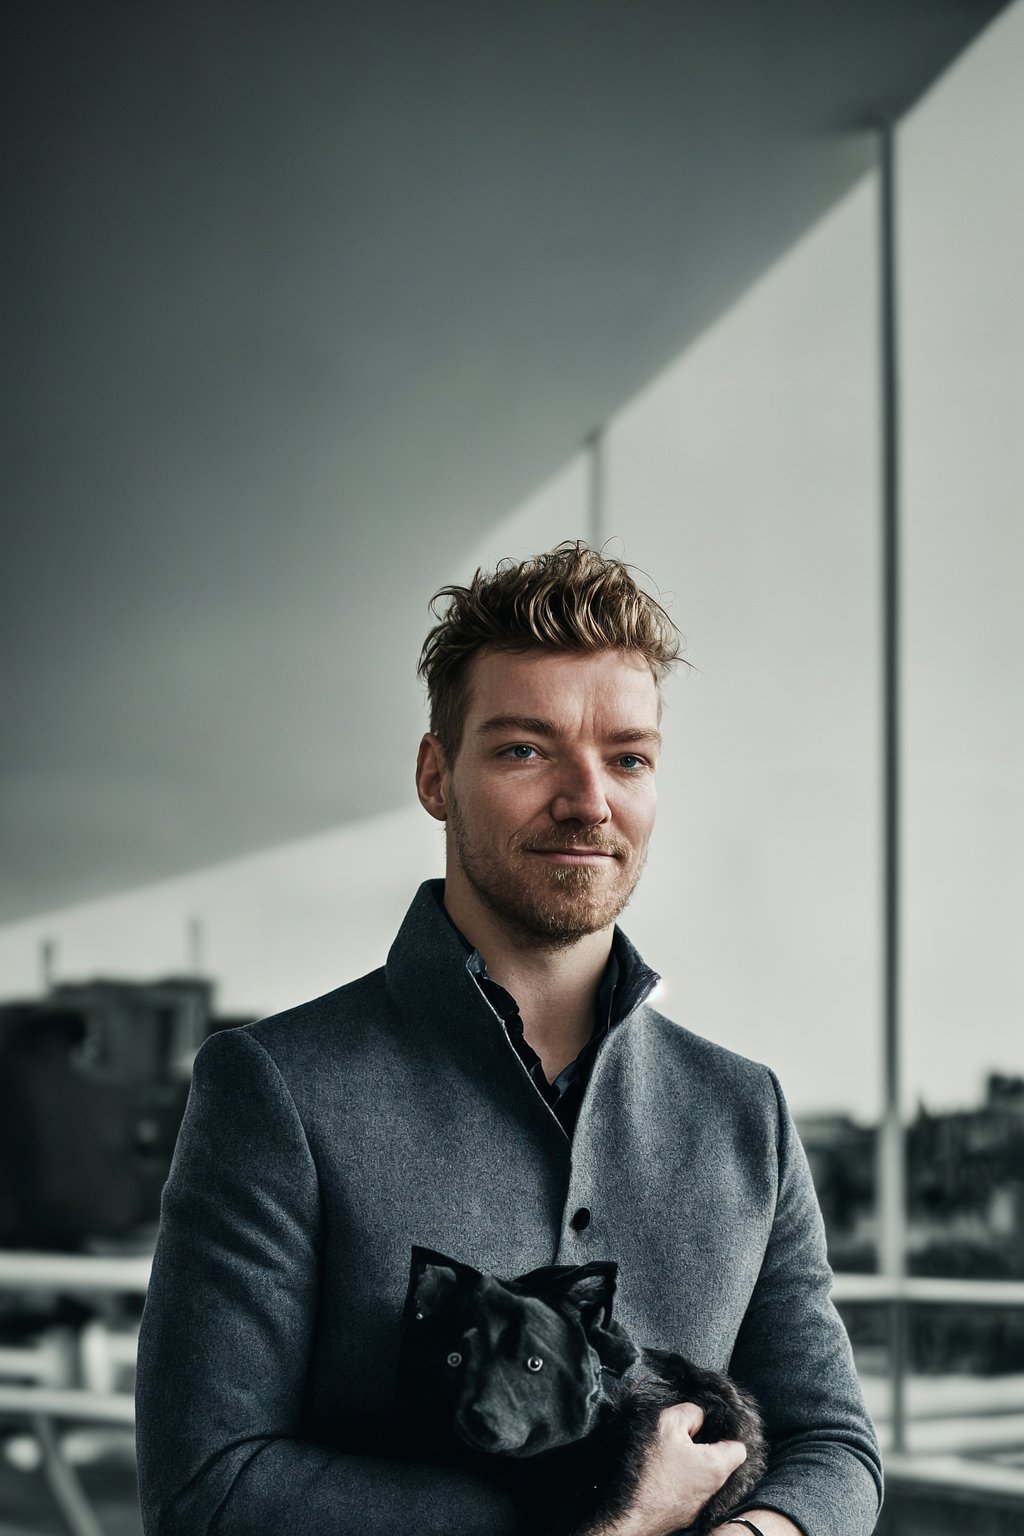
left=446, top=793, right=646, bottom=951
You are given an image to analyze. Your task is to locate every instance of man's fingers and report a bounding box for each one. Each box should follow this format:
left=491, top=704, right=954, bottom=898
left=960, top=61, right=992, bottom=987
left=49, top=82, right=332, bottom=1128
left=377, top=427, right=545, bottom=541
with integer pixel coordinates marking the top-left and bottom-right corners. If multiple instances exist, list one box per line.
left=663, top=1400, right=705, bottom=1438
left=705, top=1435, right=748, bottom=1476
left=661, top=1405, right=749, bottom=1476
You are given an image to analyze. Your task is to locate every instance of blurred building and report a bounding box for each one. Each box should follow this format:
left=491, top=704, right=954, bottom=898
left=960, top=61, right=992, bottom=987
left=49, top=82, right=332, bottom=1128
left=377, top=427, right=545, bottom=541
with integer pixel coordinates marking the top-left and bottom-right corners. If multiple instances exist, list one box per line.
left=0, top=979, right=247, bottom=1252
left=803, top=1077, right=1024, bottom=1285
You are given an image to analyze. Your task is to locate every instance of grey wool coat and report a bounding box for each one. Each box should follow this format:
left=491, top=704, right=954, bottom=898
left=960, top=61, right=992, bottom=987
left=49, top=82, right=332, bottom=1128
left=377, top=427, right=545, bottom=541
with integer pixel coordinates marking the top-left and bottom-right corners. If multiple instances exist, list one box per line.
left=135, top=880, right=882, bottom=1536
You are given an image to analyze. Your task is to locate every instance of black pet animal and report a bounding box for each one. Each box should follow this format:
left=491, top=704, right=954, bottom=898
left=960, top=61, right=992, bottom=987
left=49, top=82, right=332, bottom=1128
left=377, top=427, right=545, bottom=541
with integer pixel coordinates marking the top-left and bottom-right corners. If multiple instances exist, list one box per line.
left=398, top=1246, right=767, bottom=1536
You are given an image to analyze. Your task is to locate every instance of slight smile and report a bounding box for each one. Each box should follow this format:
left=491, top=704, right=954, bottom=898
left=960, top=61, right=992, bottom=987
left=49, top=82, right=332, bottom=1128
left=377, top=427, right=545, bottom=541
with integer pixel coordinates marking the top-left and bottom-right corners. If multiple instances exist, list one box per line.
left=528, top=849, right=618, bottom=864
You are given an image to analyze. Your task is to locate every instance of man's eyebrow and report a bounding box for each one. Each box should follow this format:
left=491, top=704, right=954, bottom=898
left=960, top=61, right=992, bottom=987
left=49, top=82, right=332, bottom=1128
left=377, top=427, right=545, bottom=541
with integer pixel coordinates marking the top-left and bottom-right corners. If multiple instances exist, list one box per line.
left=476, top=714, right=661, bottom=748
left=606, top=727, right=662, bottom=748
left=477, top=714, right=559, bottom=737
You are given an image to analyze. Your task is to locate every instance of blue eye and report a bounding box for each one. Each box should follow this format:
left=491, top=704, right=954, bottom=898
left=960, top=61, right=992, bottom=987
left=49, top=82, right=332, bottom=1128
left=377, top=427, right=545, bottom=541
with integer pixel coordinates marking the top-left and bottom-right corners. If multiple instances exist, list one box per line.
left=618, top=754, right=643, bottom=770
left=506, top=744, right=537, bottom=759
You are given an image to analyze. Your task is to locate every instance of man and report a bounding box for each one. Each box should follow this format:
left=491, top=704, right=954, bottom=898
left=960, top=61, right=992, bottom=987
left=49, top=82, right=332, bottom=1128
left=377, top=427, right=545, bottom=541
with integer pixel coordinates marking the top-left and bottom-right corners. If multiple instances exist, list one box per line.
left=136, top=543, right=882, bottom=1536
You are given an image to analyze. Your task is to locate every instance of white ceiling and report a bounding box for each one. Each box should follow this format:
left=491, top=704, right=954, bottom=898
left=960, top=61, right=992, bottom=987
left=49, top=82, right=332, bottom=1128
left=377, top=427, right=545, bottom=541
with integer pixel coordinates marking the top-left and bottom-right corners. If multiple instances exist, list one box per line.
left=0, top=0, right=1009, bottom=923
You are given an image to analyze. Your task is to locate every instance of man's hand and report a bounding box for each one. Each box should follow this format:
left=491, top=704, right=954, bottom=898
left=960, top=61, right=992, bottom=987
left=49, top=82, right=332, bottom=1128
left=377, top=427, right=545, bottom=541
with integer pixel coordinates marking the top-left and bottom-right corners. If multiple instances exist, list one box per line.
left=596, top=1401, right=747, bottom=1536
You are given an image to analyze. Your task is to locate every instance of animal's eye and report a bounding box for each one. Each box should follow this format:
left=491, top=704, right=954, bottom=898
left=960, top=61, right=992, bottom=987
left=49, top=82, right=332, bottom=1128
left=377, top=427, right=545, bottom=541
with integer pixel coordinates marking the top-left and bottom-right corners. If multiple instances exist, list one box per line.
left=446, top=1351, right=463, bottom=1368
left=526, top=1355, right=544, bottom=1372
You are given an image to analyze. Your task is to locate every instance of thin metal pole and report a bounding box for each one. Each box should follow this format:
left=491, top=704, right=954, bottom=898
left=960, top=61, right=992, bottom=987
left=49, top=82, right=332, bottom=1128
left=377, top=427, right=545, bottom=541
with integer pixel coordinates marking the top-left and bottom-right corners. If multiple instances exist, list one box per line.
left=878, top=120, right=908, bottom=1456
left=188, top=915, right=204, bottom=976
left=31, top=1414, right=107, bottom=1536
left=40, top=937, right=57, bottom=992
left=585, top=428, right=605, bottom=547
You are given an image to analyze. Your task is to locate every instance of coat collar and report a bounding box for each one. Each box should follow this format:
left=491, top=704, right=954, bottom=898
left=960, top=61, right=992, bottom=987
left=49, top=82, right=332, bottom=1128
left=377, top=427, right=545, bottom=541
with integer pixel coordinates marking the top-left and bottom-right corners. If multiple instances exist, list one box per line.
left=384, top=879, right=659, bottom=1029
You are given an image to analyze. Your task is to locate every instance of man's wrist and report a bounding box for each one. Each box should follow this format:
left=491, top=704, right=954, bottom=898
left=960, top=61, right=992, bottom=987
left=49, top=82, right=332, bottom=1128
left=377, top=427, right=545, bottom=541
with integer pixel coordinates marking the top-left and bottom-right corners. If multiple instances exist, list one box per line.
left=717, top=1515, right=803, bottom=1536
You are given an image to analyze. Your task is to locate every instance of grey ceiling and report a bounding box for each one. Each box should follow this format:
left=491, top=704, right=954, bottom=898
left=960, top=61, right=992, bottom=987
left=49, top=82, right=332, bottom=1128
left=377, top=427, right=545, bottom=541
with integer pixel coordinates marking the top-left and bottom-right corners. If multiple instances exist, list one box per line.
left=0, top=0, right=1008, bottom=924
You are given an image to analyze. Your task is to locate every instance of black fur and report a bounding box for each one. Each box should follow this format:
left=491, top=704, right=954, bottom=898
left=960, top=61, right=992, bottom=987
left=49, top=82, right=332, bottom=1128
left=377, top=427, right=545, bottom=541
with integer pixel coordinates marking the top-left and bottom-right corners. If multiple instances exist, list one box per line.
left=397, top=1247, right=767, bottom=1536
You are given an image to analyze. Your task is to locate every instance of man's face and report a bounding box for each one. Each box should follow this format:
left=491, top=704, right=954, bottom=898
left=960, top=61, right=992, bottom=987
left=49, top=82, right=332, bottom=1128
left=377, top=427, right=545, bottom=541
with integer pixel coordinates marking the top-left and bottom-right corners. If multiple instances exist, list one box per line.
left=432, top=647, right=661, bottom=948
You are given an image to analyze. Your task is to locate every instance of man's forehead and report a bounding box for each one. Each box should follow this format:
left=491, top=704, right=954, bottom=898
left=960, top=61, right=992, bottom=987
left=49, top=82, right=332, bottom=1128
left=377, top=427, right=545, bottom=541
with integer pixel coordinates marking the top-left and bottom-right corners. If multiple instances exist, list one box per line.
left=463, top=646, right=659, bottom=724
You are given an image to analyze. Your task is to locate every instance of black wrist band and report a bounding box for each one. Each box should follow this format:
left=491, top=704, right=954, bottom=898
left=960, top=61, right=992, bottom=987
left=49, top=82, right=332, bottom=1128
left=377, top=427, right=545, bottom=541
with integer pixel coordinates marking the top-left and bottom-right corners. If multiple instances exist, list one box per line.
left=726, top=1521, right=766, bottom=1536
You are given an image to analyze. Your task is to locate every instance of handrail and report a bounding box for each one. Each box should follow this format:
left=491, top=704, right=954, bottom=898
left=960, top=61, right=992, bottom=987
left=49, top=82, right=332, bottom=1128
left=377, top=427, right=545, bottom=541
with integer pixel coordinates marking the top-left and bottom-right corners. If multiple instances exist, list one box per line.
left=0, top=1251, right=152, bottom=1293
left=832, top=1273, right=1024, bottom=1306
left=0, top=1387, right=135, bottom=1424
left=2, top=1253, right=1022, bottom=1306
left=884, top=1452, right=1024, bottom=1500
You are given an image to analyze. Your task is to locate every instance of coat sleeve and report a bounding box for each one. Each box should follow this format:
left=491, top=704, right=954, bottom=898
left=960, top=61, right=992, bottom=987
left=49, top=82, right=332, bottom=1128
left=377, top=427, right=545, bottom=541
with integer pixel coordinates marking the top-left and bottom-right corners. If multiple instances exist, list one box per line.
left=135, top=1027, right=526, bottom=1536
left=725, top=1070, right=884, bottom=1536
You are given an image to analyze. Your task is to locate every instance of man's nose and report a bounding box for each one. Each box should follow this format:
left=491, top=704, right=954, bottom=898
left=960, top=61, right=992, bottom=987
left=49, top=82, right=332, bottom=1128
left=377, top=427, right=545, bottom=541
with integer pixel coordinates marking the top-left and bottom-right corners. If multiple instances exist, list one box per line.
left=550, top=759, right=611, bottom=826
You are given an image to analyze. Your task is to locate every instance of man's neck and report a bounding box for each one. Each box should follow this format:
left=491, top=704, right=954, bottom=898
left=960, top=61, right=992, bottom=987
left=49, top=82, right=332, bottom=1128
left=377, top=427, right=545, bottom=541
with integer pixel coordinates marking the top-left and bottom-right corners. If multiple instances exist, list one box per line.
left=443, top=885, right=613, bottom=1082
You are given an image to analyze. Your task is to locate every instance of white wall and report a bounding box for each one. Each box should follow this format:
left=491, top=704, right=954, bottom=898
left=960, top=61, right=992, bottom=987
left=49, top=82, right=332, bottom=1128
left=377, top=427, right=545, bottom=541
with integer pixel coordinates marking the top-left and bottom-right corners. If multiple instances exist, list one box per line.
left=3, top=4, right=1020, bottom=1122
left=900, top=0, right=1024, bottom=1114
left=0, top=457, right=589, bottom=1019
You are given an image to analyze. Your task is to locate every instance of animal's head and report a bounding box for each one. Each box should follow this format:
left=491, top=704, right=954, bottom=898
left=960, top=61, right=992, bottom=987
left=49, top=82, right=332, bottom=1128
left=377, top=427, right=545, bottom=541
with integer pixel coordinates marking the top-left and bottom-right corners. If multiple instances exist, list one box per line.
left=399, top=1246, right=639, bottom=1458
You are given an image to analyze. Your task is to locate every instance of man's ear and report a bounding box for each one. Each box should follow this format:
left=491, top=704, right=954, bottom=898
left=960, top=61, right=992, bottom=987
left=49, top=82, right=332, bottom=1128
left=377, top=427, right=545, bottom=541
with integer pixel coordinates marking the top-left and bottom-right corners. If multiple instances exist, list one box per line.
left=416, top=733, right=448, bottom=822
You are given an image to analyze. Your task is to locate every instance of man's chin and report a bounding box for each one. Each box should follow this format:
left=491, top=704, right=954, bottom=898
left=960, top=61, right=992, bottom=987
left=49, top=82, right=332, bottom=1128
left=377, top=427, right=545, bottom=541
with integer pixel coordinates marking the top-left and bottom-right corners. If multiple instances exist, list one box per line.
left=500, top=877, right=634, bottom=946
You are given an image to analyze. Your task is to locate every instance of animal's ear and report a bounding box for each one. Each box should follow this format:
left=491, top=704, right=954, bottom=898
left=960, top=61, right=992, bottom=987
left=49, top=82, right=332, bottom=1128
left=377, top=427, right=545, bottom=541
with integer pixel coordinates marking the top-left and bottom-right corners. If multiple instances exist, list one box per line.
left=525, top=1259, right=617, bottom=1321
left=539, top=1262, right=641, bottom=1377
left=412, top=1264, right=458, bottom=1315
left=555, top=1265, right=635, bottom=1376
left=410, top=1245, right=482, bottom=1276
left=405, top=1246, right=481, bottom=1319
left=588, top=1315, right=641, bottom=1376
left=556, top=1262, right=618, bottom=1316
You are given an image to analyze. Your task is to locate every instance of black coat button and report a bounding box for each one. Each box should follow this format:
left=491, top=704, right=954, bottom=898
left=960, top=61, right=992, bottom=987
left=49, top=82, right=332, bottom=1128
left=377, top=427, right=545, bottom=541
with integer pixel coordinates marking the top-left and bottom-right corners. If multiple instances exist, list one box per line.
left=570, top=1207, right=591, bottom=1231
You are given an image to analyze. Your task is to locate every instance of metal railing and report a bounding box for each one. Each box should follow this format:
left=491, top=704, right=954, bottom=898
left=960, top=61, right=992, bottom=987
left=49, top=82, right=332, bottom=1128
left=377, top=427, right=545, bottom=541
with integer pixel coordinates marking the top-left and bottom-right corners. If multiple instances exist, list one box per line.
left=0, top=1251, right=147, bottom=1536
left=832, top=1274, right=1024, bottom=1307
left=832, top=1269, right=1024, bottom=1504
left=2, top=1249, right=1023, bottom=1536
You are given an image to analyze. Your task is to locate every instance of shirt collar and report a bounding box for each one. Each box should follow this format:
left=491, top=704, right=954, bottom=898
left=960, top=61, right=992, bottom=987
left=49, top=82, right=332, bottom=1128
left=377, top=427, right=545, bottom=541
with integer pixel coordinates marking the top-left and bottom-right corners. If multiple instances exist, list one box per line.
left=434, top=883, right=659, bottom=1030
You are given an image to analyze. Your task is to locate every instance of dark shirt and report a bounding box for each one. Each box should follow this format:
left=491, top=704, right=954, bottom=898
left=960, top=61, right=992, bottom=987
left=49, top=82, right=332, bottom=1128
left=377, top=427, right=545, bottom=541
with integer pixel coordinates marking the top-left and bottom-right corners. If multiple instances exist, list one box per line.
left=438, top=892, right=657, bottom=1135
left=467, top=946, right=624, bottom=1136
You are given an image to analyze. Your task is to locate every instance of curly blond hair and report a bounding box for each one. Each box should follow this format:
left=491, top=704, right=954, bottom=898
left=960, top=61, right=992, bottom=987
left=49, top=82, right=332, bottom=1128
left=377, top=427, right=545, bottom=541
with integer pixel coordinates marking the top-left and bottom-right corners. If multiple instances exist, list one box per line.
left=417, top=541, right=683, bottom=758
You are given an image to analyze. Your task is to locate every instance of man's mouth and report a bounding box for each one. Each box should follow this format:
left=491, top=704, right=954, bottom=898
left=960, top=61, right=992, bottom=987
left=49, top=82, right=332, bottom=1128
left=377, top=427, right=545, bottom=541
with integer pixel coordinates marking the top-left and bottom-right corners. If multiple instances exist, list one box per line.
left=530, top=849, right=616, bottom=863
left=522, top=839, right=624, bottom=864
